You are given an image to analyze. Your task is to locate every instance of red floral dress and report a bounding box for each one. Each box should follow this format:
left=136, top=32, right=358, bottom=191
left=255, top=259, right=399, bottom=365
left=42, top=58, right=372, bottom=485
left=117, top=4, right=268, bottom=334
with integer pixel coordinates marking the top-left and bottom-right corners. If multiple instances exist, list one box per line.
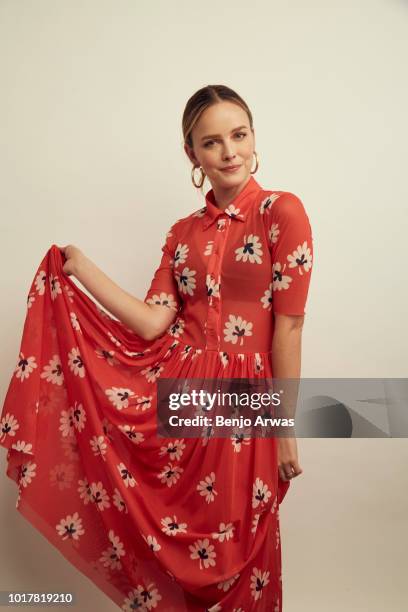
left=0, top=175, right=313, bottom=611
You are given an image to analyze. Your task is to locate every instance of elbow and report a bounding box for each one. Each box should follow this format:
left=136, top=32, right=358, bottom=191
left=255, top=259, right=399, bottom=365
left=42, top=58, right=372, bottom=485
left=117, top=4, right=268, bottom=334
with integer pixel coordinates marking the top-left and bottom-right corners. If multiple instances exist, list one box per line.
left=140, top=321, right=166, bottom=342
left=140, top=328, right=161, bottom=342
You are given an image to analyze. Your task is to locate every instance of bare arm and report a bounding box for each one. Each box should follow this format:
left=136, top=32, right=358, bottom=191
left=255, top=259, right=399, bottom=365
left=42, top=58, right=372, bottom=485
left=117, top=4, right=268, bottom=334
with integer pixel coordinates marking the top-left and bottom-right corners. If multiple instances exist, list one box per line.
left=271, top=313, right=303, bottom=378
left=271, top=313, right=304, bottom=481
left=73, top=254, right=177, bottom=341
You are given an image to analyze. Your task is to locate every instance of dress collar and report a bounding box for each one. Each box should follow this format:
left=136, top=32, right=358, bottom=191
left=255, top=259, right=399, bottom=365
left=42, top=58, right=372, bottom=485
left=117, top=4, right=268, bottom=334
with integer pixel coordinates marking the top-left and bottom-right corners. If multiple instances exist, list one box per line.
left=202, top=175, right=263, bottom=230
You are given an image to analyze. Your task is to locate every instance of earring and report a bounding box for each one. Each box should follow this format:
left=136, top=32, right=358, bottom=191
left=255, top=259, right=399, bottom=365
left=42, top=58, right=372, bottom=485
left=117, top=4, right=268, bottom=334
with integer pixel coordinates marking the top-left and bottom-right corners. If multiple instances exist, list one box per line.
left=250, top=151, right=259, bottom=174
left=191, top=165, right=206, bottom=188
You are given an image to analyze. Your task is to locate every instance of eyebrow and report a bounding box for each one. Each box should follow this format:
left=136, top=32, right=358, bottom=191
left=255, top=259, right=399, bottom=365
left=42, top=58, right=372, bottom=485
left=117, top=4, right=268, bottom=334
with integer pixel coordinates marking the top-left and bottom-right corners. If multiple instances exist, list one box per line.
left=200, top=125, right=248, bottom=142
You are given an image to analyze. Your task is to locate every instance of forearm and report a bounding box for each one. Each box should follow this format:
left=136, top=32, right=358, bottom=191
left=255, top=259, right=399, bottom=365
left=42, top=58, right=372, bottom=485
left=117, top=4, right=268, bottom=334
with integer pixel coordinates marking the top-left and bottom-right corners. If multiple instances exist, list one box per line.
left=74, top=255, right=155, bottom=340
left=271, top=326, right=302, bottom=379
left=271, top=326, right=303, bottom=431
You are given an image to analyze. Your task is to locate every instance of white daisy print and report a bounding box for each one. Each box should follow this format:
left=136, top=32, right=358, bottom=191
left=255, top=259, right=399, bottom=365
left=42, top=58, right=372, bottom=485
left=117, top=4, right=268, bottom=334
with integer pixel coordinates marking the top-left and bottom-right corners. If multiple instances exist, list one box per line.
left=174, top=243, right=189, bottom=268
left=231, top=432, right=251, bottom=453
left=118, top=425, right=144, bottom=445
left=71, top=401, right=87, bottom=432
left=100, top=530, right=125, bottom=570
left=252, top=477, right=272, bottom=509
left=235, top=234, right=263, bottom=264
left=63, top=283, right=74, bottom=302
left=159, top=439, right=186, bottom=462
left=168, top=318, right=185, bottom=338
left=90, top=435, right=108, bottom=460
left=56, top=512, right=85, bottom=541
left=121, top=584, right=162, bottom=611
left=113, top=487, right=128, bottom=513
left=135, top=396, right=153, bottom=411
left=146, top=292, right=178, bottom=311
left=217, top=218, right=227, bottom=231
left=158, top=463, right=183, bottom=487
left=142, top=534, right=161, bottom=553
left=189, top=538, right=217, bottom=569
left=251, top=513, right=260, bottom=534
left=90, top=481, right=111, bottom=510
left=15, top=353, right=37, bottom=382
left=141, top=364, right=164, bottom=383
left=260, top=284, right=273, bottom=310
left=269, top=222, right=280, bottom=244
left=1, top=413, right=19, bottom=442
left=40, top=355, right=64, bottom=385
left=287, top=241, right=312, bottom=275
left=217, top=573, right=240, bottom=592
left=117, top=462, right=137, bottom=488
left=70, top=312, right=81, bottom=332
left=176, top=267, right=196, bottom=296
left=197, top=472, right=218, bottom=503
left=259, top=193, right=280, bottom=214
left=212, top=522, right=235, bottom=542
left=59, top=408, right=76, bottom=438
left=254, top=353, right=264, bottom=373
left=206, top=274, right=220, bottom=300
left=224, top=315, right=253, bottom=346
left=272, top=262, right=293, bottom=291
left=105, top=387, right=135, bottom=410
left=49, top=274, right=62, bottom=301
left=19, top=461, right=37, bottom=487
left=27, top=294, right=35, bottom=308
left=35, top=270, right=47, bottom=295
left=204, top=240, right=214, bottom=256
left=161, top=515, right=187, bottom=536
left=68, top=347, right=85, bottom=378
left=95, top=347, right=117, bottom=366
left=11, top=439, right=33, bottom=454
left=250, top=567, right=270, bottom=601
left=225, top=204, right=242, bottom=218
left=219, top=352, right=229, bottom=368
left=78, top=478, right=93, bottom=505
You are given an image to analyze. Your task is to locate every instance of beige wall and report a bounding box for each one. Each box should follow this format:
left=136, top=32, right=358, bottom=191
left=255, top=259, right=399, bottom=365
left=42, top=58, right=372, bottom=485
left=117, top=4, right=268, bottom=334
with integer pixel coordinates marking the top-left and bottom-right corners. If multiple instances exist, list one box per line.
left=1, top=1, right=407, bottom=610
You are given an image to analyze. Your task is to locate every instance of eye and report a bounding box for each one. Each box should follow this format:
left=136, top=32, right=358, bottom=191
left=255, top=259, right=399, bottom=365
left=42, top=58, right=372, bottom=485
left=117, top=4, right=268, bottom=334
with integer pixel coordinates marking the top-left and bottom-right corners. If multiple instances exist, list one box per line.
left=203, top=140, right=215, bottom=148
left=235, top=132, right=247, bottom=139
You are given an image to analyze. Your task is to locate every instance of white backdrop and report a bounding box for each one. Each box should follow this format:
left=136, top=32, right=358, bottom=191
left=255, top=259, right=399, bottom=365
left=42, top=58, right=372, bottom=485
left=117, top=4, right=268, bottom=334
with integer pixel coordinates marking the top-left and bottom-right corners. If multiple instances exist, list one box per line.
left=1, top=1, right=407, bottom=610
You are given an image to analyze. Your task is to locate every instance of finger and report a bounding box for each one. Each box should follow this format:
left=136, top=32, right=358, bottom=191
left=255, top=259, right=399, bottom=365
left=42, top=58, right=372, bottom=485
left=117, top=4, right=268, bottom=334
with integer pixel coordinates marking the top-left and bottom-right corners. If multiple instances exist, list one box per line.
left=282, top=464, right=296, bottom=480
left=278, top=465, right=289, bottom=482
left=289, top=464, right=303, bottom=479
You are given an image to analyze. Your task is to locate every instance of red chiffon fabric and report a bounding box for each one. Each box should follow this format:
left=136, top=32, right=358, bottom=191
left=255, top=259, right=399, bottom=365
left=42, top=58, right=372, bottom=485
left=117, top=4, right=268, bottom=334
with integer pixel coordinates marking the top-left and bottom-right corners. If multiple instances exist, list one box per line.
left=0, top=176, right=313, bottom=611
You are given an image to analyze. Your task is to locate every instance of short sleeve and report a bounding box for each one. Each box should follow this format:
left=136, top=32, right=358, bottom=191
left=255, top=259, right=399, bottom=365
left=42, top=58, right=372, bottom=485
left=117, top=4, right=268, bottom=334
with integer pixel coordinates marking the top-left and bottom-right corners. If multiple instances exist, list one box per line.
left=143, top=223, right=182, bottom=313
left=267, top=192, right=314, bottom=316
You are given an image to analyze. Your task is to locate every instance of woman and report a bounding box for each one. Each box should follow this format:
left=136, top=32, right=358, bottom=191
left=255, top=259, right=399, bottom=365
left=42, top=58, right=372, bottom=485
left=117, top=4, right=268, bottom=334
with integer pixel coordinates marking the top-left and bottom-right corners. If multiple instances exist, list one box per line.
left=0, top=84, right=313, bottom=611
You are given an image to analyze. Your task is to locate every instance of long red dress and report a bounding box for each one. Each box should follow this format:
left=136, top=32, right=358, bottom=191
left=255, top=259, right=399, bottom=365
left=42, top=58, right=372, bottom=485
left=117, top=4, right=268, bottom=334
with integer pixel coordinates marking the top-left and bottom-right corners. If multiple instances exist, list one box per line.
left=0, top=176, right=313, bottom=611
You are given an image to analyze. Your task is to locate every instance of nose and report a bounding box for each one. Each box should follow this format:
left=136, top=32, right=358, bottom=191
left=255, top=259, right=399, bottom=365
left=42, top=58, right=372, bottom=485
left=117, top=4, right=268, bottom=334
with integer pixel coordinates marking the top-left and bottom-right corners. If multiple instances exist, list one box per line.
left=222, top=146, right=236, bottom=161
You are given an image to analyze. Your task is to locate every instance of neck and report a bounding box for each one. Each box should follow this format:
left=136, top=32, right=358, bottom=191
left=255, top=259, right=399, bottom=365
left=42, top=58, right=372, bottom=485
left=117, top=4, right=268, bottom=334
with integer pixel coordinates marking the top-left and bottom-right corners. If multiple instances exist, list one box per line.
left=211, top=175, right=252, bottom=210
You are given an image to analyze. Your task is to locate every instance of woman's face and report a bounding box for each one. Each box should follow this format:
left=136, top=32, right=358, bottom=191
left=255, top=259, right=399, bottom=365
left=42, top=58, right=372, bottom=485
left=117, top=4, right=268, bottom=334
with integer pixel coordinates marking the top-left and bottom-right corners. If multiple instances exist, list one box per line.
left=185, top=101, right=255, bottom=191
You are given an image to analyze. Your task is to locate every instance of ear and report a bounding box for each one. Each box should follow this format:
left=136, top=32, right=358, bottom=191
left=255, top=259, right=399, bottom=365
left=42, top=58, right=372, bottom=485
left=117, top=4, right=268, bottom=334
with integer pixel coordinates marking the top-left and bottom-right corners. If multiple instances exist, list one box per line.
left=184, top=143, right=198, bottom=166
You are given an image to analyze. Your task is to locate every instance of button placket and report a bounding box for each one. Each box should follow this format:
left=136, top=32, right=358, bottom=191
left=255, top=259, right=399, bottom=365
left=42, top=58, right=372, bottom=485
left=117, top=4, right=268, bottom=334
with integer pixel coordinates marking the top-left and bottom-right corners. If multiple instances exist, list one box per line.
left=205, top=215, right=231, bottom=350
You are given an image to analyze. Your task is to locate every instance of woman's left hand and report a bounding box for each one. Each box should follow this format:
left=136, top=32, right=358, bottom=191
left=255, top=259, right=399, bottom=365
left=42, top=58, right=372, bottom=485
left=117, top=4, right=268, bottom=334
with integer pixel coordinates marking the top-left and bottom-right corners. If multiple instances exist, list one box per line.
left=278, top=437, right=303, bottom=481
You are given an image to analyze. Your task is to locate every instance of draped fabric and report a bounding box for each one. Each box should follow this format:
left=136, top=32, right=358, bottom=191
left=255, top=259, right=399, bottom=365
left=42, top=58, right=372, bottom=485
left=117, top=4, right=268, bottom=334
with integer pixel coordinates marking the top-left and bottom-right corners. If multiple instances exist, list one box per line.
left=0, top=177, right=313, bottom=611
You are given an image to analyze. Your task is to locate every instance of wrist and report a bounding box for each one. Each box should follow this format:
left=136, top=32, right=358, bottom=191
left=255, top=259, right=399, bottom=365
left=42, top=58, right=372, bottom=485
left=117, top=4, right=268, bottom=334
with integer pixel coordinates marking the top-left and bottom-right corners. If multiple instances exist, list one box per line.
left=74, top=253, right=92, bottom=280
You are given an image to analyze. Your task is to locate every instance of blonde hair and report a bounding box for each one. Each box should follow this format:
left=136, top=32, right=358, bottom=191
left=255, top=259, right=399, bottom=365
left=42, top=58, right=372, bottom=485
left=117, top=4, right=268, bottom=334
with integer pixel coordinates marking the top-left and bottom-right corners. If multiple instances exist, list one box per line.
left=182, top=85, right=254, bottom=194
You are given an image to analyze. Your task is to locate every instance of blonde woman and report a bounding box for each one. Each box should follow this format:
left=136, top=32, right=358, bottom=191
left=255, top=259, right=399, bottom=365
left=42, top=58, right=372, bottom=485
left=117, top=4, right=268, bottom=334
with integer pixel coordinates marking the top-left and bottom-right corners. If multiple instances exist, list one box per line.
left=1, top=84, right=313, bottom=611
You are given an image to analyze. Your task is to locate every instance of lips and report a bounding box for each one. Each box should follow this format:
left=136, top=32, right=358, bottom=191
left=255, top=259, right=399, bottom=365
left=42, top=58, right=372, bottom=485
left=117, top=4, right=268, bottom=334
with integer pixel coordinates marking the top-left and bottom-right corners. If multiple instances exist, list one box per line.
left=221, top=165, right=241, bottom=171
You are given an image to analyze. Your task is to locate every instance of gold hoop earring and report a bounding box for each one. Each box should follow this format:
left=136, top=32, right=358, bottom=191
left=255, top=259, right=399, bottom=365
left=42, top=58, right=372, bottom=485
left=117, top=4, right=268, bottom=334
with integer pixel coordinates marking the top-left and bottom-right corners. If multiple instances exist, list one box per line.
left=191, top=165, right=206, bottom=188
left=250, top=151, right=259, bottom=174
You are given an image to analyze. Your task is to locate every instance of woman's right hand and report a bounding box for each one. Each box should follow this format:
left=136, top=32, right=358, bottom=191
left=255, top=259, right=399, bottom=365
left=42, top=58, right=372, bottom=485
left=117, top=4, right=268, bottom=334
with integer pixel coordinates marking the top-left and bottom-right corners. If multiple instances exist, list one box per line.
left=59, top=244, right=85, bottom=277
